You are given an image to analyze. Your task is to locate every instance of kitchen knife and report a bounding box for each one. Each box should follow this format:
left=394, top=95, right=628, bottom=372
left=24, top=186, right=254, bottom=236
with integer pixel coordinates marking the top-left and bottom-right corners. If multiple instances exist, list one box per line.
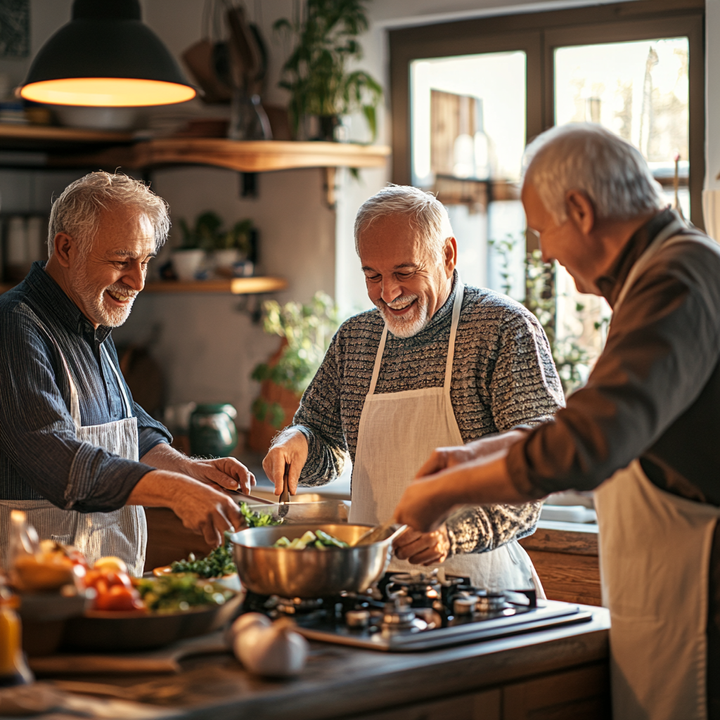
left=278, top=464, right=290, bottom=518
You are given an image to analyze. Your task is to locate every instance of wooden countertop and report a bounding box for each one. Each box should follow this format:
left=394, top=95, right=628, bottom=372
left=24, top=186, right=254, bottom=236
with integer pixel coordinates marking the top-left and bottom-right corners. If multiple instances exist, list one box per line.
left=40, top=605, right=610, bottom=719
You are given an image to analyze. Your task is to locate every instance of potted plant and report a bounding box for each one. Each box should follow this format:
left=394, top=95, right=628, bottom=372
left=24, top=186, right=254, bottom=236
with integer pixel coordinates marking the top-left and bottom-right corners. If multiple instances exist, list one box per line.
left=274, top=0, right=383, bottom=142
left=171, top=211, right=222, bottom=281
left=248, top=292, right=338, bottom=453
left=214, top=219, right=254, bottom=271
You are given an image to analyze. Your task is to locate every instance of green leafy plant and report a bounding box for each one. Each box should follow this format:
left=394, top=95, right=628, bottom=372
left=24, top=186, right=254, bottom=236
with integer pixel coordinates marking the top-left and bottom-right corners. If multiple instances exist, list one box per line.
left=178, top=211, right=222, bottom=251
left=274, top=0, right=383, bottom=141
left=217, top=219, right=254, bottom=254
left=490, top=236, right=590, bottom=394
left=251, top=292, right=339, bottom=427
left=178, top=211, right=254, bottom=253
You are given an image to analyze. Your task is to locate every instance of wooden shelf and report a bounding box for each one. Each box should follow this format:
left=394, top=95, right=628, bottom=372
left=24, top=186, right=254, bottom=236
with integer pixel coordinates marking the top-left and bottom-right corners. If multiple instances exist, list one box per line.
left=144, top=276, right=288, bottom=294
left=0, top=123, right=134, bottom=153
left=0, top=276, right=288, bottom=296
left=59, top=137, right=391, bottom=174
left=0, top=124, right=390, bottom=204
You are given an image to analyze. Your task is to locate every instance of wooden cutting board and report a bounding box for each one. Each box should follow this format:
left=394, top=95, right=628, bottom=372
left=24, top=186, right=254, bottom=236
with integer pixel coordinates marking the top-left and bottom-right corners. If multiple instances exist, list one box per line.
left=29, top=631, right=229, bottom=675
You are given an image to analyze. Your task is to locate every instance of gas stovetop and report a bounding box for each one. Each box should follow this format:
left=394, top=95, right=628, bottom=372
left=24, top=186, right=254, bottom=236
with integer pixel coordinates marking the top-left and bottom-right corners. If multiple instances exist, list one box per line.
left=240, top=571, right=594, bottom=652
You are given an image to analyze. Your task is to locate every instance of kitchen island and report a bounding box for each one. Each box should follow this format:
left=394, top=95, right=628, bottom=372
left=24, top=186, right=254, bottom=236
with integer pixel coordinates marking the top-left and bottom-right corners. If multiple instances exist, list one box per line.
left=36, top=604, right=610, bottom=720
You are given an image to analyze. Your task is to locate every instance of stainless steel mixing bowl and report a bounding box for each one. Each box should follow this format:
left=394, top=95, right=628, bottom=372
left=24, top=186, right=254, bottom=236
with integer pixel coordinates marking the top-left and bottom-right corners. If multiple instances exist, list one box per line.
left=230, top=523, right=393, bottom=597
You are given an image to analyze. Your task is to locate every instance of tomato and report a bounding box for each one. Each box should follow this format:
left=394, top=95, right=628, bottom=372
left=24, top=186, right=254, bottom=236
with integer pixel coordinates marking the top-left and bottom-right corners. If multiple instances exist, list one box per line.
left=84, top=569, right=132, bottom=593
left=94, top=585, right=146, bottom=612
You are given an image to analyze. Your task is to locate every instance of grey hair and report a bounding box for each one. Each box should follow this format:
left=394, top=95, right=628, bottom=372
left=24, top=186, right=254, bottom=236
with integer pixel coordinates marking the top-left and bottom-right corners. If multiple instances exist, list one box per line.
left=522, top=123, right=665, bottom=223
left=47, top=171, right=170, bottom=258
left=353, top=184, right=454, bottom=261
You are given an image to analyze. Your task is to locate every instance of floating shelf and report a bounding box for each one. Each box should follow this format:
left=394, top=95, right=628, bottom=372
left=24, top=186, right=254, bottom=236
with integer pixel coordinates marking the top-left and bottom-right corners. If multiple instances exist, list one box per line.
left=144, top=276, right=288, bottom=294
left=0, top=276, right=288, bottom=296
left=61, top=137, right=392, bottom=174
left=0, top=125, right=390, bottom=205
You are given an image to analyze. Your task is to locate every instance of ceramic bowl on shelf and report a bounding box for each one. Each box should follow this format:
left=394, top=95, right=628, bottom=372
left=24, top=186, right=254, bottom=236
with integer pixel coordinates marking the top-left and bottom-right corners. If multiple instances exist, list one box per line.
left=171, top=249, right=205, bottom=281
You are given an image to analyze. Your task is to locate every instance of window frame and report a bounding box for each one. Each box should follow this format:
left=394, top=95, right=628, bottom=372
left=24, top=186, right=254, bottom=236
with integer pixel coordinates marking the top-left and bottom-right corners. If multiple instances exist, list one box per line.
left=389, top=0, right=705, bottom=228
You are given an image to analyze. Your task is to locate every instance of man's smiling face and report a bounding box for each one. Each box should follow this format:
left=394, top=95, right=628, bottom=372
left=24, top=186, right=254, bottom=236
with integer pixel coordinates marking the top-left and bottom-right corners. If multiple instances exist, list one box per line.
left=68, top=204, right=156, bottom=328
left=358, top=214, right=455, bottom=338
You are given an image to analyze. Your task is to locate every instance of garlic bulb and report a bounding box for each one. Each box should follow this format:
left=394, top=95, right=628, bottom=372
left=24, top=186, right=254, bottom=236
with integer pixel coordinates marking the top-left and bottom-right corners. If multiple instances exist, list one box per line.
left=225, top=611, right=271, bottom=646
left=232, top=616, right=309, bottom=677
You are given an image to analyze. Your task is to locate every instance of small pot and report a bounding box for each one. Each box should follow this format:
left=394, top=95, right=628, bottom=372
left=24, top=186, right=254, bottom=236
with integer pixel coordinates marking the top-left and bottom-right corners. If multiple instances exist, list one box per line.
left=171, top=249, right=205, bottom=281
left=213, top=248, right=241, bottom=269
left=189, top=403, right=238, bottom=457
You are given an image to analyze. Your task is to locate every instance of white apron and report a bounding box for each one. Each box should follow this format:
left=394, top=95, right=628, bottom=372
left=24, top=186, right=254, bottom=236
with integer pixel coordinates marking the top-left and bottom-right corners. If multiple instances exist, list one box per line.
left=595, top=217, right=720, bottom=720
left=0, top=344, right=147, bottom=576
left=350, top=281, right=543, bottom=593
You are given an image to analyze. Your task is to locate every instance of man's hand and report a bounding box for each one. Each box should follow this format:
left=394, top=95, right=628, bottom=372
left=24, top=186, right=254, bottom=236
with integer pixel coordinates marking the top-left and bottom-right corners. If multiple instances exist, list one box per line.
left=184, top=456, right=255, bottom=494
left=393, top=525, right=451, bottom=566
left=416, top=430, right=528, bottom=478
left=395, top=452, right=532, bottom=533
left=129, top=471, right=243, bottom=547
left=394, top=475, right=457, bottom=534
left=140, top=444, right=254, bottom=493
left=262, top=428, right=309, bottom=497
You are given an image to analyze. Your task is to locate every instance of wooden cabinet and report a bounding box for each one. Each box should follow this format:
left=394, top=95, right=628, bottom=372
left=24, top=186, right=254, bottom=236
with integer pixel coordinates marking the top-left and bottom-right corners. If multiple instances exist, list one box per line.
left=346, top=689, right=502, bottom=720
left=519, top=522, right=602, bottom=606
left=329, top=662, right=610, bottom=720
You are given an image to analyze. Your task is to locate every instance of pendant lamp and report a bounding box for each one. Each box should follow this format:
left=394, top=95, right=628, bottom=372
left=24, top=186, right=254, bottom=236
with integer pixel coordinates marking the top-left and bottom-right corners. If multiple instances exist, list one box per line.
left=19, top=0, right=196, bottom=107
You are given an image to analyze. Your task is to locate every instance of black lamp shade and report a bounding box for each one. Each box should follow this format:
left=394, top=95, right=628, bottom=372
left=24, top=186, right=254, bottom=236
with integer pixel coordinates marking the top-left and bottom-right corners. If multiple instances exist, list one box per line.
left=20, top=0, right=195, bottom=107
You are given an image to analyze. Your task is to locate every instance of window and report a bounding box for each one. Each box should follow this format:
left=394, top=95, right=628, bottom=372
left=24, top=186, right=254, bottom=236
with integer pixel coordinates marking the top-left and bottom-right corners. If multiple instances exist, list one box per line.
left=390, top=0, right=704, bottom=388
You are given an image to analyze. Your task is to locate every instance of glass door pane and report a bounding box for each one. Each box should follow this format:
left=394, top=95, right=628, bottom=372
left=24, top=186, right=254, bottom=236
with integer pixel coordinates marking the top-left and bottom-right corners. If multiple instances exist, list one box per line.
left=410, top=52, right=527, bottom=293
left=555, top=38, right=690, bottom=216
left=552, top=37, right=690, bottom=386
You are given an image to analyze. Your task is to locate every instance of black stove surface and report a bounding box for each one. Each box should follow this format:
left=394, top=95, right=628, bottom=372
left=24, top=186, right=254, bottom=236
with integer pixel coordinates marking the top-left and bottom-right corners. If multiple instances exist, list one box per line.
left=293, top=599, right=591, bottom=651
left=239, top=571, right=594, bottom=652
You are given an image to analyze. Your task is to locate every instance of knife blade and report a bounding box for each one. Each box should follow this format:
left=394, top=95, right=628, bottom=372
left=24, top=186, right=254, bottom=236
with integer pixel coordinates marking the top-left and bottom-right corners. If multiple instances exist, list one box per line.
left=278, top=464, right=290, bottom=517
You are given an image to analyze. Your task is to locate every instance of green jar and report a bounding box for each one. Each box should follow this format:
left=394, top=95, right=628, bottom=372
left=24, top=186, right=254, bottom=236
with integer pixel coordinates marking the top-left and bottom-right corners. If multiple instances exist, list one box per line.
left=188, top=403, right=238, bottom=458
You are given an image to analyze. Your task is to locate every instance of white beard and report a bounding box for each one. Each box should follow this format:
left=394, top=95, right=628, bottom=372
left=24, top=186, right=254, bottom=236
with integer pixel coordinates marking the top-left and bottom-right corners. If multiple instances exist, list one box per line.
left=74, top=264, right=137, bottom=327
left=375, top=294, right=429, bottom=338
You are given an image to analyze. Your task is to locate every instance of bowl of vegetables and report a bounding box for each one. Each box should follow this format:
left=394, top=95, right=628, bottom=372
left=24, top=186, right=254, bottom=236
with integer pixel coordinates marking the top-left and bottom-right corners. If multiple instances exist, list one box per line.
left=62, top=573, right=243, bottom=651
left=230, top=523, right=393, bottom=598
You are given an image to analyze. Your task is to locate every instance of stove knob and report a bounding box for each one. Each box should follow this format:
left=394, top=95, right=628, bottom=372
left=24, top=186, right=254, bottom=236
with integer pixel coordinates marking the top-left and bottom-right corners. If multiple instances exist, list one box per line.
left=453, top=596, right=477, bottom=616
left=346, top=609, right=371, bottom=629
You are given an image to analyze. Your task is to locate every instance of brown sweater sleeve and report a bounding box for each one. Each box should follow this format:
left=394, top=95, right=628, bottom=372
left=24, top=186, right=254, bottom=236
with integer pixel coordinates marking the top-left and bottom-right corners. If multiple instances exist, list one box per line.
left=507, top=238, right=720, bottom=498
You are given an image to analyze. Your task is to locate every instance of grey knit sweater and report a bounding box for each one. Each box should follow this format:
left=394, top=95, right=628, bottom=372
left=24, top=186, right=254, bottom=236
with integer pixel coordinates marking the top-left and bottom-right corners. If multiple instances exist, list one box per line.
left=293, top=277, right=564, bottom=558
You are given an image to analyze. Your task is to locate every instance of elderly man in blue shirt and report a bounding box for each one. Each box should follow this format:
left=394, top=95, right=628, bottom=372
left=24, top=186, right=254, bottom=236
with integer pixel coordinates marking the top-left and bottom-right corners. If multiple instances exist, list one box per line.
left=0, top=171, right=253, bottom=575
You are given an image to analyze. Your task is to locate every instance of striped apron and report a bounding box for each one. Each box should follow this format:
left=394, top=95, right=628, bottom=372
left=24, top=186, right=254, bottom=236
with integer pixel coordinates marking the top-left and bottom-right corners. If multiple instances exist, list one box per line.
left=0, top=344, right=147, bottom=576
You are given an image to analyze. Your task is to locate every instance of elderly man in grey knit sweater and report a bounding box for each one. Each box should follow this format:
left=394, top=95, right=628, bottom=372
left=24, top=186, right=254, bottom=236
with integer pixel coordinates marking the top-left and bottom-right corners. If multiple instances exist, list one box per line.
left=263, top=185, right=563, bottom=591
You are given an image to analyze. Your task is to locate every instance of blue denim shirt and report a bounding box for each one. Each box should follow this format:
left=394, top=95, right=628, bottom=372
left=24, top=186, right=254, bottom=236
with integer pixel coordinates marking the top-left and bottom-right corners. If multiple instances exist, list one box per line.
left=0, top=262, right=171, bottom=511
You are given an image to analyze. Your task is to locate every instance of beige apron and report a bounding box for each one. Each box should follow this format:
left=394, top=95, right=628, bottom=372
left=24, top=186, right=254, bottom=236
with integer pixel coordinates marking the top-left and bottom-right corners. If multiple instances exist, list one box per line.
left=595, top=218, right=720, bottom=720
left=0, top=344, right=147, bottom=576
left=350, top=280, right=543, bottom=593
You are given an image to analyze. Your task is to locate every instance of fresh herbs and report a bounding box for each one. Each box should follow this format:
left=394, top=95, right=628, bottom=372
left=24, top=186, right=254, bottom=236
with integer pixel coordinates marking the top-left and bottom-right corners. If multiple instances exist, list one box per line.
left=167, top=506, right=280, bottom=579
left=134, top=574, right=234, bottom=613
left=240, top=502, right=282, bottom=528
left=169, top=534, right=236, bottom=578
